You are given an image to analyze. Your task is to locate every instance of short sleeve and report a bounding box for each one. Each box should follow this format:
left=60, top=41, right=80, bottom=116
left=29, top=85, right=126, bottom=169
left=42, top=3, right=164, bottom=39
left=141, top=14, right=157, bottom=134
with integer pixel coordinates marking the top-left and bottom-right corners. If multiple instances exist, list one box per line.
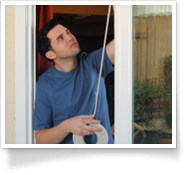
left=34, top=82, right=52, bottom=130
left=84, top=48, right=114, bottom=77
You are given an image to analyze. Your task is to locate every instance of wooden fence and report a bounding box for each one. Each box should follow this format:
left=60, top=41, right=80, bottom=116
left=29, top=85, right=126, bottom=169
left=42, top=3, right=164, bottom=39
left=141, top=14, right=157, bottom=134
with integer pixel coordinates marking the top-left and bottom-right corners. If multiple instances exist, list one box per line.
left=133, top=14, right=172, bottom=82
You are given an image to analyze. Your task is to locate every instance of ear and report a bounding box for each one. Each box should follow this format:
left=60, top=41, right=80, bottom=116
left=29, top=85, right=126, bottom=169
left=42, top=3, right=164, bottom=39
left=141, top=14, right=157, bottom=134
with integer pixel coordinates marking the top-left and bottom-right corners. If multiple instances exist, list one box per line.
left=45, top=50, right=56, bottom=60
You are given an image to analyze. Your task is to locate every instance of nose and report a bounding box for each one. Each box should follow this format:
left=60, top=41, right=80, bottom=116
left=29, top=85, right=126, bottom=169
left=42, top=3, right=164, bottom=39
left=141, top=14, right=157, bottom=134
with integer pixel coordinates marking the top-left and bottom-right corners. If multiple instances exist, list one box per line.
left=66, top=33, right=74, bottom=42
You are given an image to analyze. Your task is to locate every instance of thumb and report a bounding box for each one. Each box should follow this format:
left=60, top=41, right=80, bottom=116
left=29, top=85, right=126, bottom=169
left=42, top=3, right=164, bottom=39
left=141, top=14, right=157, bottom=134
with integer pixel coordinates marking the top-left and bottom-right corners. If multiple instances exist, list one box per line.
left=81, top=114, right=94, bottom=119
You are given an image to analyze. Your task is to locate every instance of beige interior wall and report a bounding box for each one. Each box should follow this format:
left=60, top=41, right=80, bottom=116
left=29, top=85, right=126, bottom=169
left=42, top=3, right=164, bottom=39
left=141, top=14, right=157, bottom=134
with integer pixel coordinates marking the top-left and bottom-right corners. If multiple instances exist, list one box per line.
left=5, top=5, right=15, bottom=144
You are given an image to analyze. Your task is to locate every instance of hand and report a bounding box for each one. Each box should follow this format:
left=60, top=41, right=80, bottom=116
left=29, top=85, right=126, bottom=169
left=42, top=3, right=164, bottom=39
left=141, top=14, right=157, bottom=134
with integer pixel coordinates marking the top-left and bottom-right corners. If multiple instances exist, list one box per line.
left=66, top=115, right=102, bottom=136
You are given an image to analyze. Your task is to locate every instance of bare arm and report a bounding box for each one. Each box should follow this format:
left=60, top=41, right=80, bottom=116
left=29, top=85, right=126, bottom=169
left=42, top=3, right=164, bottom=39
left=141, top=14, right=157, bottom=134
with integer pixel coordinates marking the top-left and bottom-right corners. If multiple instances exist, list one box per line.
left=106, top=40, right=114, bottom=64
left=106, top=5, right=114, bottom=65
left=35, top=115, right=102, bottom=144
left=35, top=122, right=69, bottom=144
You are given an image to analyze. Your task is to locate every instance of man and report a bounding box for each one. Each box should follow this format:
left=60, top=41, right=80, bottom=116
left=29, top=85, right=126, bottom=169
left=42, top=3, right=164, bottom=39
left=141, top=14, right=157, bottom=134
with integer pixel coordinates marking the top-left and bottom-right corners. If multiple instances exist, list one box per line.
left=34, top=8, right=114, bottom=144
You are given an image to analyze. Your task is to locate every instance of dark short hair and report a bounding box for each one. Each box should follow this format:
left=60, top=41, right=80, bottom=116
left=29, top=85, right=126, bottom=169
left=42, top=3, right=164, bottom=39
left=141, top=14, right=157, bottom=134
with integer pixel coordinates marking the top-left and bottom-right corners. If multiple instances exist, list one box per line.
left=36, top=19, right=63, bottom=62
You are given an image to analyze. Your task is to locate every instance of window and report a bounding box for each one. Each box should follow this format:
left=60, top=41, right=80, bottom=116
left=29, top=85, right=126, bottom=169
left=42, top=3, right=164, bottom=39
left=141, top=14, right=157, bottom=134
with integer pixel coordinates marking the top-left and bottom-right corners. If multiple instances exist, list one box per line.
left=114, top=4, right=175, bottom=147
left=133, top=5, right=173, bottom=144
left=8, top=3, right=175, bottom=147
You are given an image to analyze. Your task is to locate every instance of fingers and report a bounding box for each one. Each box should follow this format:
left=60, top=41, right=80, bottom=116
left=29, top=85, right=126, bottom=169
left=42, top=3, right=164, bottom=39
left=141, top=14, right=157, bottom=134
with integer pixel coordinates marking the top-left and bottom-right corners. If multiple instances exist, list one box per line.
left=80, top=115, right=93, bottom=119
left=79, top=115, right=100, bottom=124
left=68, top=115, right=102, bottom=136
left=83, top=124, right=102, bottom=132
left=78, top=116, right=102, bottom=136
left=84, top=119, right=100, bottom=125
left=79, top=124, right=102, bottom=136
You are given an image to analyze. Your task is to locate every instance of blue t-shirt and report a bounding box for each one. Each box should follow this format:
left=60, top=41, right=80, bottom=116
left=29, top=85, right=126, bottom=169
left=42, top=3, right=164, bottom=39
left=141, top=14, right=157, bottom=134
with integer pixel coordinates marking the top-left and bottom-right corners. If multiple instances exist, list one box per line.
left=34, top=48, right=114, bottom=144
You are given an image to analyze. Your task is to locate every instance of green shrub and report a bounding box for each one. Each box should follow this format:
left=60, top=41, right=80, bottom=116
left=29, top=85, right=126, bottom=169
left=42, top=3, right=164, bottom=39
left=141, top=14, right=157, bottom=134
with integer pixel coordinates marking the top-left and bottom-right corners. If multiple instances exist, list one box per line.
left=163, top=55, right=172, bottom=127
left=134, top=79, right=157, bottom=122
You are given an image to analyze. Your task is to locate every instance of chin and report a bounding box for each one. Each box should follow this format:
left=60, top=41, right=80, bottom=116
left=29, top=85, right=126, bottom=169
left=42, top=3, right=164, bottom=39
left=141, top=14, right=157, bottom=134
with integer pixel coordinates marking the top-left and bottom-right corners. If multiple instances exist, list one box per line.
left=75, top=47, right=81, bottom=55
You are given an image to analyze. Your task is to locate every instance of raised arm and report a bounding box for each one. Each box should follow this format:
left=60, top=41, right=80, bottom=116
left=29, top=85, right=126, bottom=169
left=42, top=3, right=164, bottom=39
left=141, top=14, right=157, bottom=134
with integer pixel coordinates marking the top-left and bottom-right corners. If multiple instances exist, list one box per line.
left=106, top=5, right=114, bottom=65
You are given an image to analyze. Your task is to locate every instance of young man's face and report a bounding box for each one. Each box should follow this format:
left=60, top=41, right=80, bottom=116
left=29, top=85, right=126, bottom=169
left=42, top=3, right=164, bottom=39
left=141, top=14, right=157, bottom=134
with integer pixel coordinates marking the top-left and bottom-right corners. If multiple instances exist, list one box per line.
left=46, top=24, right=81, bottom=60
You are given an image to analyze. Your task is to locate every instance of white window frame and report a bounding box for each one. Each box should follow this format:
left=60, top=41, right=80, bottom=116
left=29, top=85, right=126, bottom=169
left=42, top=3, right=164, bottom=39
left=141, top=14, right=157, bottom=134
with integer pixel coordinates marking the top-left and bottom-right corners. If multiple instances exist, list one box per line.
left=114, top=5, right=133, bottom=144
left=15, top=5, right=36, bottom=144
left=12, top=3, right=176, bottom=148
left=14, top=4, right=133, bottom=145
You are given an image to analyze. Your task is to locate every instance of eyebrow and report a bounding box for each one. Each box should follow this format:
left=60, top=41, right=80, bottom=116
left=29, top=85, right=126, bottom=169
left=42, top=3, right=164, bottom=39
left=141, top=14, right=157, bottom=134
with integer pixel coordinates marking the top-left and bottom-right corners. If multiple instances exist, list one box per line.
left=55, top=28, right=70, bottom=41
left=56, top=33, right=63, bottom=41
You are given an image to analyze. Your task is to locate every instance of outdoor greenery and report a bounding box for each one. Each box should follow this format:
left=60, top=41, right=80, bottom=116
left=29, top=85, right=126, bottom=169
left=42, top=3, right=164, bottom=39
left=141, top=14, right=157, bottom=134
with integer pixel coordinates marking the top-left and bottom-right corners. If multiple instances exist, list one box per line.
left=134, top=55, right=172, bottom=143
left=163, top=55, right=172, bottom=127
left=134, top=79, right=162, bottom=123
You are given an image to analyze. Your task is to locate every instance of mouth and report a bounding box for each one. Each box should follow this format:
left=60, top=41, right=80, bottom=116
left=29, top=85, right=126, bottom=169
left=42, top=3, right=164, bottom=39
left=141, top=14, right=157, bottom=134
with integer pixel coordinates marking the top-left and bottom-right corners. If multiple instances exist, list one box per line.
left=70, top=42, right=77, bottom=48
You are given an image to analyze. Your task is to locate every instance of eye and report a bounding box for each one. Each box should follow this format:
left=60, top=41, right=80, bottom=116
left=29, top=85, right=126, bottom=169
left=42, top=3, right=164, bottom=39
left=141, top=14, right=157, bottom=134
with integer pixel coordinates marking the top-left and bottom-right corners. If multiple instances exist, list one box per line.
left=66, top=29, right=72, bottom=35
left=58, top=36, right=63, bottom=42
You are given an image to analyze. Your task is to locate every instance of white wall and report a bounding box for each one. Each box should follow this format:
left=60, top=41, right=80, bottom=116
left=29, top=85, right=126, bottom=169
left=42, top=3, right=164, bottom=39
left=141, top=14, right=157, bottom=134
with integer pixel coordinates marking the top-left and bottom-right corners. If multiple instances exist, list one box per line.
left=5, top=5, right=15, bottom=144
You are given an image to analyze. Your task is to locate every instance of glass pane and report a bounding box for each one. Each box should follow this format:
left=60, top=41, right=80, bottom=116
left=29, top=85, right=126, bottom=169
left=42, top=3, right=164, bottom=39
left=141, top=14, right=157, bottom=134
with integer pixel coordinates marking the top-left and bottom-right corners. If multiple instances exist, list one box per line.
left=133, top=5, right=172, bottom=144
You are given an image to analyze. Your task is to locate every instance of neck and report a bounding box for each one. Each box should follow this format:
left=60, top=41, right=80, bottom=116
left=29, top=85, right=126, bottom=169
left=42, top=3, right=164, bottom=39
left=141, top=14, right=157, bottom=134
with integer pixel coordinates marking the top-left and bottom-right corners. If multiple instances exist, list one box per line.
left=54, top=57, right=77, bottom=72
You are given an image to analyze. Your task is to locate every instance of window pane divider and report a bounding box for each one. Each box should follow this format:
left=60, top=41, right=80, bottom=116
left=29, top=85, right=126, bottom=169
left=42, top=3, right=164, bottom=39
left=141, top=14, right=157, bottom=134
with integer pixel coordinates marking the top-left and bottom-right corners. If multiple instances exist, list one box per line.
left=114, top=5, right=133, bottom=144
